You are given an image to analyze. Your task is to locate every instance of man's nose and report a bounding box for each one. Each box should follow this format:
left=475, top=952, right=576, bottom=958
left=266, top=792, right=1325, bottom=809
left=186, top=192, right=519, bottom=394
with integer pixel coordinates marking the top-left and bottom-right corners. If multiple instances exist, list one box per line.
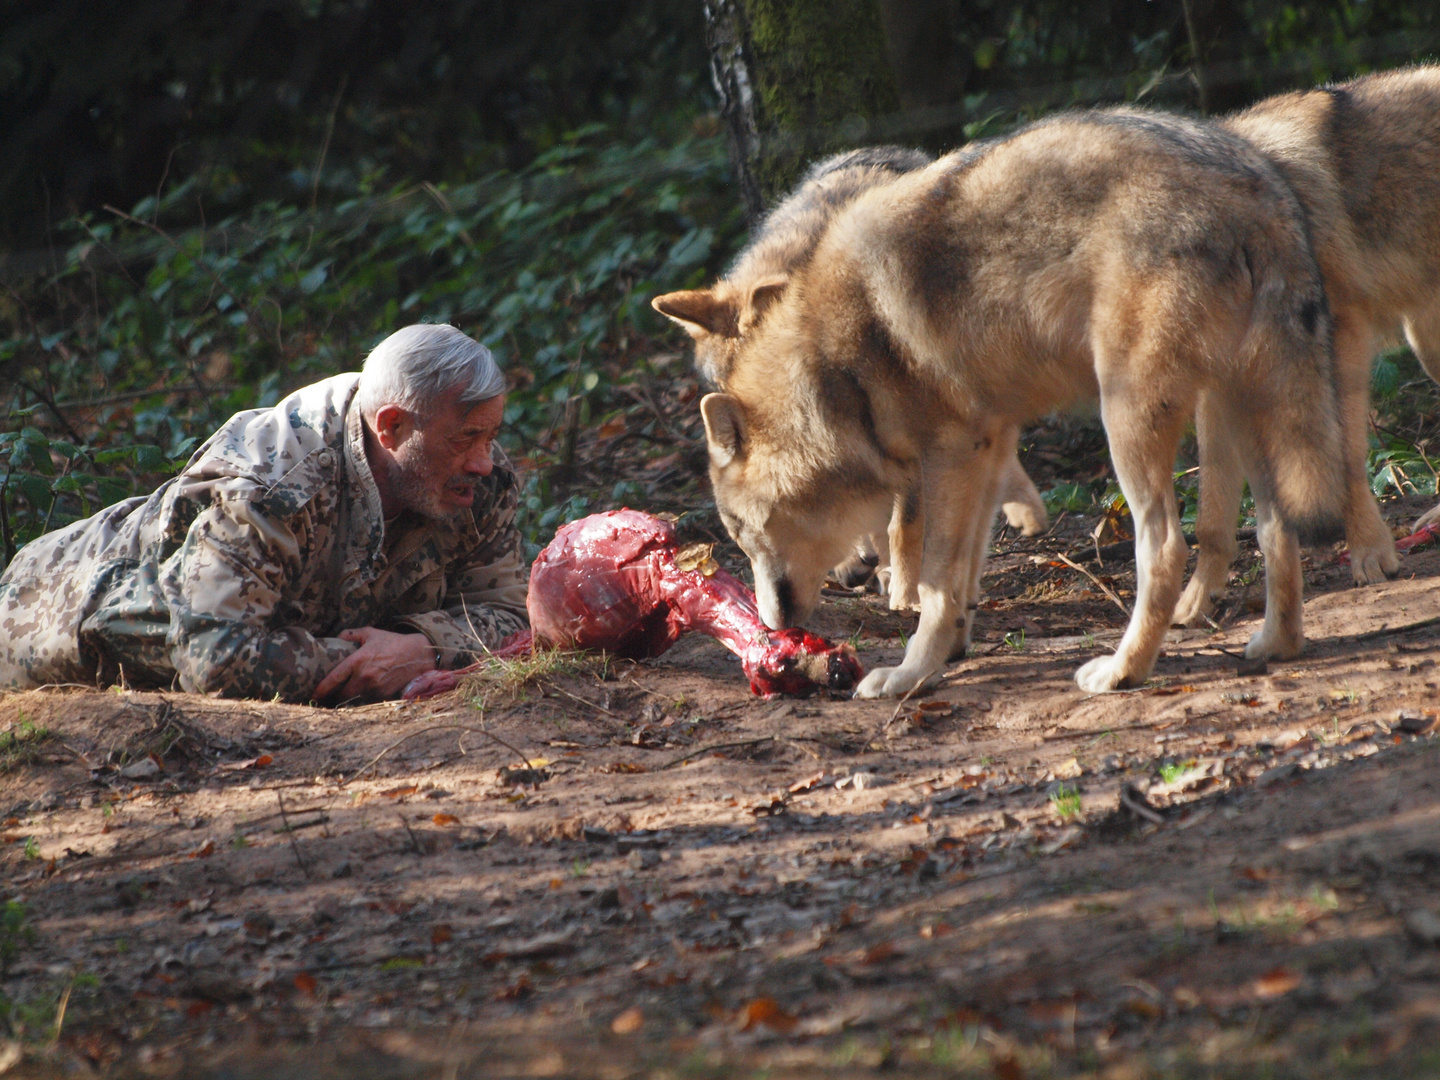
left=463, top=445, right=493, bottom=477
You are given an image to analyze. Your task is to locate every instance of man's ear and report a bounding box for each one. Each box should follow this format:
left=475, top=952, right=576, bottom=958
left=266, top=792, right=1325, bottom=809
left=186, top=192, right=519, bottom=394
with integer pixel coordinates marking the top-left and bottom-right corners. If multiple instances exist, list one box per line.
left=742, top=274, right=789, bottom=329
left=700, top=393, right=747, bottom=469
left=651, top=289, right=738, bottom=339
left=372, top=403, right=411, bottom=451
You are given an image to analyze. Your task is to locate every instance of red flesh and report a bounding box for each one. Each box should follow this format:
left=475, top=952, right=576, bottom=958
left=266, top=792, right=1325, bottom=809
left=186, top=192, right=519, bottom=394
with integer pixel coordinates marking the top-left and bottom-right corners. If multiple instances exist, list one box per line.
left=403, top=510, right=862, bottom=700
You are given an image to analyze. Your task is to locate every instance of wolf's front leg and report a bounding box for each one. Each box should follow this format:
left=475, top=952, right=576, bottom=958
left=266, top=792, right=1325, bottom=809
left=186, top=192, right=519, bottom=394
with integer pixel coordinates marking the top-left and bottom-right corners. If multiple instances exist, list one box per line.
left=856, top=431, right=1005, bottom=699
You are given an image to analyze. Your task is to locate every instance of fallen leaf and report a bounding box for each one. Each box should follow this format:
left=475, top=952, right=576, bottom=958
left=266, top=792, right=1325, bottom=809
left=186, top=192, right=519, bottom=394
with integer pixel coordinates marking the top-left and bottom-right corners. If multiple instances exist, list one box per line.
left=293, top=972, right=317, bottom=996
left=992, top=1052, right=1026, bottom=1080
left=737, top=997, right=797, bottom=1033
left=611, top=1007, right=644, bottom=1034
left=1254, top=967, right=1301, bottom=998
left=675, top=542, right=719, bottom=576
left=216, top=754, right=272, bottom=772
left=185, top=1000, right=214, bottom=1018
left=862, top=940, right=903, bottom=964
left=186, top=840, right=216, bottom=860
left=380, top=785, right=419, bottom=799
left=432, top=813, right=459, bottom=826
left=598, top=762, right=647, bottom=774
left=431, top=924, right=453, bottom=946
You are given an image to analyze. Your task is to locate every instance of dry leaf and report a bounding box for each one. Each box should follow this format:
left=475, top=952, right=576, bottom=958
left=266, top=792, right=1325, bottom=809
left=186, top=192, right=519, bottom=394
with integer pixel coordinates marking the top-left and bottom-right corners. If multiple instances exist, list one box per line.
left=675, top=542, right=720, bottom=576
left=431, top=924, right=453, bottom=946
left=293, top=972, right=317, bottom=996
left=186, top=840, right=216, bottom=860
left=992, top=1052, right=1026, bottom=1080
left=611, top=1007, right=644, bottom=1034
left=1254, top=967, right=1301, bottom=998
left=737, top=997, right=797, bottom=1033
left=380, top=785, right=418, bottom=799
left=432, top=813, right=459, bottom=826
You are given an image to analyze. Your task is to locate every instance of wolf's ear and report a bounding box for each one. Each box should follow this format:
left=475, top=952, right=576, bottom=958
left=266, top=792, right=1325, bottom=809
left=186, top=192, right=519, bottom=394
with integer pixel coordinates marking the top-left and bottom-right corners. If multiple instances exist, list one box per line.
left=652, top=290, right=738, bottom=339
left=742, top=275, right=789, bottom=328
left=700, top=393, right=747, bottom=468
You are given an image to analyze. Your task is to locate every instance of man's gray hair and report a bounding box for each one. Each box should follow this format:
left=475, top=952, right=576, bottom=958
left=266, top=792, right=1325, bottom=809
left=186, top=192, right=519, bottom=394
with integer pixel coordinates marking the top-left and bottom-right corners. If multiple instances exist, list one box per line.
left=357, top=323, right=506, bottom=417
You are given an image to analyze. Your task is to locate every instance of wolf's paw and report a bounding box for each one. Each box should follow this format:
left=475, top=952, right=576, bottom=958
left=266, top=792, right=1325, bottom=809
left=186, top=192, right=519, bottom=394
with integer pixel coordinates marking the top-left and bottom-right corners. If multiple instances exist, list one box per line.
left=1074, top=654, right=1141, bottom=694
left=1348, top=537, right=1400, bottom=585
left=1245, top=627, right=1303, bottom=661
left=854, top=664, right=942, bottom=699
left=1001, top=499, right=1049, bottom=537
left=1172, top=580, right=1218, bottom=628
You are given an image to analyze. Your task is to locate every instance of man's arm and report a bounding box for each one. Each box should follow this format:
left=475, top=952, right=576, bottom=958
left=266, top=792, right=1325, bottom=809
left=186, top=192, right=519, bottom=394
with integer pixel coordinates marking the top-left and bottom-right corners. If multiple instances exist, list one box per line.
left=159, top=492, right=359, bottom=701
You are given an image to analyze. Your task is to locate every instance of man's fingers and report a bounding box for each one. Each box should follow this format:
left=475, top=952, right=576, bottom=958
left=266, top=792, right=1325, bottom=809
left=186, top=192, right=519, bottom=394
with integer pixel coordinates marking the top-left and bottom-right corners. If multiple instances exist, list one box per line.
left=314, top=652, right=362, bottom=700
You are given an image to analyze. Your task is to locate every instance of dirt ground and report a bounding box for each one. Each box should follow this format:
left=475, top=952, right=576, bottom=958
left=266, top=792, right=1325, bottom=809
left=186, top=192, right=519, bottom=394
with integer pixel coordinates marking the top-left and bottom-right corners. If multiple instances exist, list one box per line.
left=2, top=496, right=1439, bottom=1079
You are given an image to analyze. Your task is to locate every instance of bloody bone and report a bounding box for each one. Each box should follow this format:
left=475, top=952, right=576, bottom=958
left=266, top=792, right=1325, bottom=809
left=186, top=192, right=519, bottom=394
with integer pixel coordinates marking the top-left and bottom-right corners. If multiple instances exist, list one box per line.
left=403, top=509, right=862, bottom=700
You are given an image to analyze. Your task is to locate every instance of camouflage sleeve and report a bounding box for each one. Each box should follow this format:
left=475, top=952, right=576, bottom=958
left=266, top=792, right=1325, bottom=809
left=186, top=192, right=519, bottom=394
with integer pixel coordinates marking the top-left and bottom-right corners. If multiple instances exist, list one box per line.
left=394, top=456, right=529, bottom=669
left=160, top=489, right=357, bottom=701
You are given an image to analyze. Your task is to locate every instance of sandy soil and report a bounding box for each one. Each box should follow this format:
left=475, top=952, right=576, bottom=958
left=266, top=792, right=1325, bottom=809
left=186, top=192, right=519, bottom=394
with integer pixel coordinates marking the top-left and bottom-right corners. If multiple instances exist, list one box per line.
left=2, top=497, right=1439, bottom=1079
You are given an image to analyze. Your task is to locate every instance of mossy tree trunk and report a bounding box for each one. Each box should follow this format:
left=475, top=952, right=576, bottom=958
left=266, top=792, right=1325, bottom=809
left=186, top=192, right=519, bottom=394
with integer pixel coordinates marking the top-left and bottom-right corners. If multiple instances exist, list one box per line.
left=703, top=0, right=901, bottom=225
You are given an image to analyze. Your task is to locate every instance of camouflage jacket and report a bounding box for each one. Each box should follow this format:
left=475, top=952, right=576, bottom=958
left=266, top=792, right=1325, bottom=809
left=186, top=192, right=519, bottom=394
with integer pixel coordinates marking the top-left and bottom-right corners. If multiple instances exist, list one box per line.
left=0, top=373, right=528, bottom=701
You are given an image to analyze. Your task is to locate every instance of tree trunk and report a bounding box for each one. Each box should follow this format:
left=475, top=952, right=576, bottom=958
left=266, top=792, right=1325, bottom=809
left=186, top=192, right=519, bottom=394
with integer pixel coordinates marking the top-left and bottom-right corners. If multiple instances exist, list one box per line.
left=703, top=0, right=901, bottom=225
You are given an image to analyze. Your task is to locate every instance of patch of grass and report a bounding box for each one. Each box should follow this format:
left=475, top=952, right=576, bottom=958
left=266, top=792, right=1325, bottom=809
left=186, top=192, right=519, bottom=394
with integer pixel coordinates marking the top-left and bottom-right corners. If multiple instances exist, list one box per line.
left=461, top=647, right=607, bottom=697
left=1, top=971, right=101, bottom=1043
left=1049, top=783, right=1083, bottom=822
left=0, top=719, right=56, bottom=772
left=21, top=837, right=39, bottom=861
left=1003, top=629, right=1027, bottom=652
left=1158, top=760, right=1196, bottom=785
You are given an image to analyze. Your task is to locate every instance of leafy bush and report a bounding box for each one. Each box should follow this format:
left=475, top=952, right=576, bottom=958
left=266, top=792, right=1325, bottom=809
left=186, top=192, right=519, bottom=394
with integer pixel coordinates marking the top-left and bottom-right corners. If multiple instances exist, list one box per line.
left=0, top=127, right=743, bottom=564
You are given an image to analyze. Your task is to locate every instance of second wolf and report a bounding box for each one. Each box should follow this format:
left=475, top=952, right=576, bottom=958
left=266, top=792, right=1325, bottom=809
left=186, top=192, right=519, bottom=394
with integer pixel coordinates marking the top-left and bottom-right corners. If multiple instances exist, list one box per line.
left=671, top=109, right=1347, bottom=697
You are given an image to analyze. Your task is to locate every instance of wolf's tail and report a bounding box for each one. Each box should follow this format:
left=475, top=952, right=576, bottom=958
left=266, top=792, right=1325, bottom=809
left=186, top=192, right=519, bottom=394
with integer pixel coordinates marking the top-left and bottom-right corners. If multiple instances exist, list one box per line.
left=1232, top=267, right=1347, bottom=545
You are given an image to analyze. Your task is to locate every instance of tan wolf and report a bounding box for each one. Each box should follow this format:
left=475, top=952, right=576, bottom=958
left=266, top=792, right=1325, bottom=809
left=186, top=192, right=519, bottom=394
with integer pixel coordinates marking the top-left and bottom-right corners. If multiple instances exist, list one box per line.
left=665, top=109, right=1348, bottom=698
left=653, top=147, right=1048, bottom=599
left=1172, top=63, right=1440, bottom=623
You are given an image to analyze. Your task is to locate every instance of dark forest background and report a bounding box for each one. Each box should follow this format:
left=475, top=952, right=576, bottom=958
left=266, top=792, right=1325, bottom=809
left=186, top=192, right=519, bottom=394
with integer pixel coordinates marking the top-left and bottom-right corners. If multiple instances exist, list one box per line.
left=1, top=0, right=1438, bottom=564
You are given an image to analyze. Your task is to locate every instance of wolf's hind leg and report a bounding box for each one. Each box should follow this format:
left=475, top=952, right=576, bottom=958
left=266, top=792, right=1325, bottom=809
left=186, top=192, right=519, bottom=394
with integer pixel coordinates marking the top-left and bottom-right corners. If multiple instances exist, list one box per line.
left=1175, top=392, right=1244, bottom=626
left=1075, top=393, right=1189, bottom=694
left=998, top=451, right=1048, bottom=536
left=886, top=487, right=923, bottom=611
left=1334, top=319, right=1398, bottom=583
left=1244, top=480, right=1306, bottom=660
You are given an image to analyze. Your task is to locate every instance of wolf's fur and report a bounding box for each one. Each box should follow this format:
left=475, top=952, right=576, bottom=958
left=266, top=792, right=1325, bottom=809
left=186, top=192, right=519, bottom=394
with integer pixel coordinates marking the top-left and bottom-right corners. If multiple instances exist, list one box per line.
left=680, top=109, right=1348, bottom=697
left=654, top=146, right=1048, bottom=599
left=1172, top=64, right=1440, bottom=621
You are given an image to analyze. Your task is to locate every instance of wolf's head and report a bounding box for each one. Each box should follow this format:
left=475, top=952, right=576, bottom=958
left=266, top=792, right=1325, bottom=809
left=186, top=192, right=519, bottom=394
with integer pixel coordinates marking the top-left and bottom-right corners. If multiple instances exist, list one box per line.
left=700, top=389, right=897, bottom=630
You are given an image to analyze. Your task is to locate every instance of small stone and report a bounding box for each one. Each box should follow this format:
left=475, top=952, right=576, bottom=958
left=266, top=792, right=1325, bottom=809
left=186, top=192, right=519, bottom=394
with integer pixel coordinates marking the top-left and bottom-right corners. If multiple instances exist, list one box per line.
left=627, top=849, right=661, bottom=871
left=1403, top=908, right=1440, bottom=946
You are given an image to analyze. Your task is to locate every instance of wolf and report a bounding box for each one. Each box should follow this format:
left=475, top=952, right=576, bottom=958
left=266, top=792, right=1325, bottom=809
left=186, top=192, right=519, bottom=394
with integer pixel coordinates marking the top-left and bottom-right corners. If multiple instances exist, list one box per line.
left=664, top=108, right=1348, bottom=698
left=1170, top=64, right=1440, bottom=623
left=653, top=146, right=1048, bottom=599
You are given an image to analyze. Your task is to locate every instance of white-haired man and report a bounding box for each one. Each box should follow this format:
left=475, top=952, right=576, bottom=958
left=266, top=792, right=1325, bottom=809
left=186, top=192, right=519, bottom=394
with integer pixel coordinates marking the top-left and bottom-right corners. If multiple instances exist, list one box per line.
left=0, top=324, right=527, bottom=703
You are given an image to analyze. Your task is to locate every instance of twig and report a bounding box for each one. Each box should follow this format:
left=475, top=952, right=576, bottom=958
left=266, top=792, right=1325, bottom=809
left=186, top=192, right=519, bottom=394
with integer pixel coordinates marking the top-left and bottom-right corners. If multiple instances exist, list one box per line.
left=310, top=74, right=348, bottom=212
left=1341, top=614, right=1440, bottom=644
left=1053, top=551, right=1131, bottom=616
left=398, top=813, right=424, bottom=856
left=546, top=682, right=618, bottom=717
left=339, top=722, right=529, bottom=786
left=1119, top=786, right=1166, bottom=825
left=276, top=791, right=310, bottom=878
left=658, top=736, right=778, bottom=770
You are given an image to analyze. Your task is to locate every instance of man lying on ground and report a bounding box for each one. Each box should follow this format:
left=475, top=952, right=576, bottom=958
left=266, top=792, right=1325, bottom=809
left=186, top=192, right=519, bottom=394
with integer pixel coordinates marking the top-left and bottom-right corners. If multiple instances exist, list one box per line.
left=0, top=323, right=526, bottom=703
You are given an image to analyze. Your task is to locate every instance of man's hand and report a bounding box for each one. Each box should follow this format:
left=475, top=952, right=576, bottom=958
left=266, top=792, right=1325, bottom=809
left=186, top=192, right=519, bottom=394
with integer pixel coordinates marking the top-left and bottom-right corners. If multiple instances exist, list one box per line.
left=314, top=628, right=436, bottom=703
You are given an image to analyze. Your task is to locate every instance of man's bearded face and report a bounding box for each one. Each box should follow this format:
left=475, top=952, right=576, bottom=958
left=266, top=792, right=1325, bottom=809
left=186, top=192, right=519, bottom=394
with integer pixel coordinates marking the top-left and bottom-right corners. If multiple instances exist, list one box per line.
left=390, top=395, right=505, bottom=521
